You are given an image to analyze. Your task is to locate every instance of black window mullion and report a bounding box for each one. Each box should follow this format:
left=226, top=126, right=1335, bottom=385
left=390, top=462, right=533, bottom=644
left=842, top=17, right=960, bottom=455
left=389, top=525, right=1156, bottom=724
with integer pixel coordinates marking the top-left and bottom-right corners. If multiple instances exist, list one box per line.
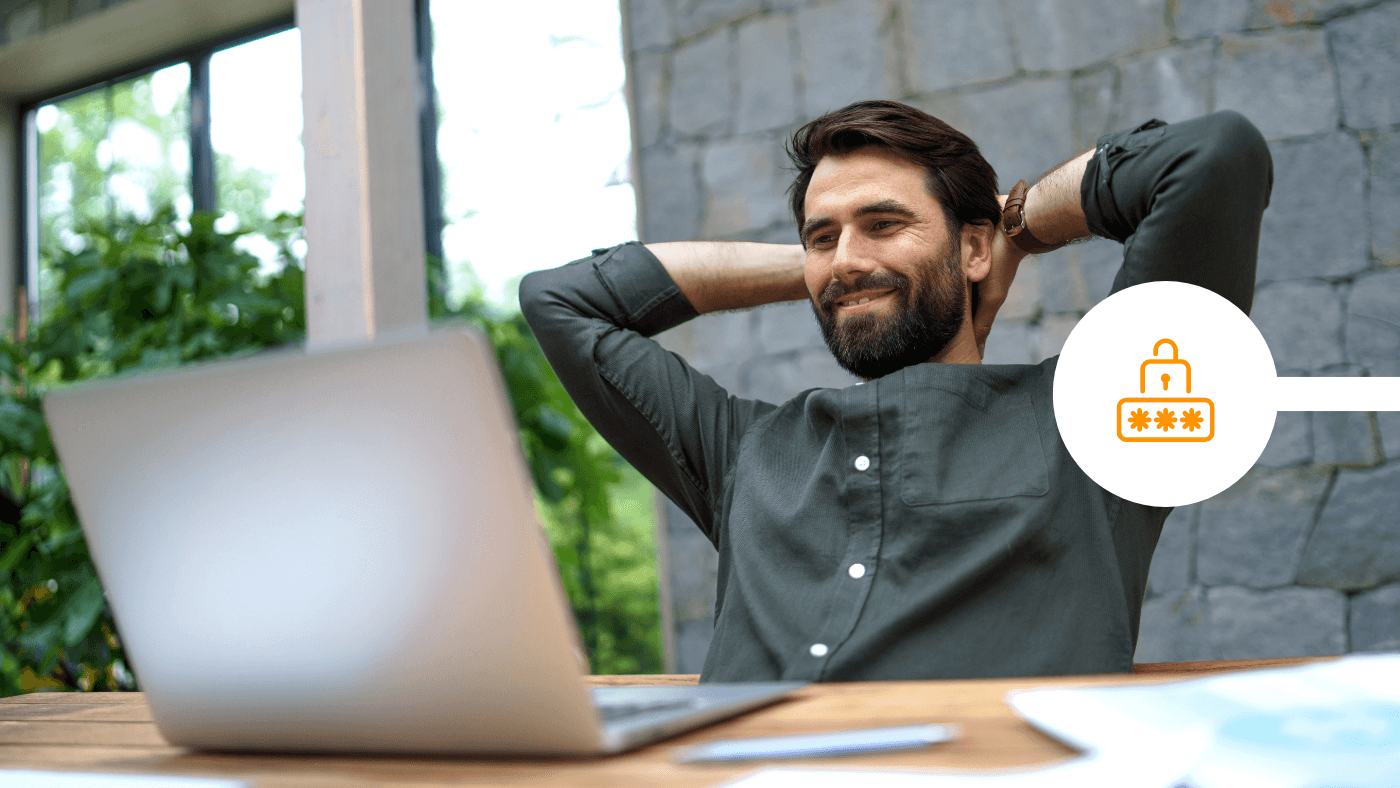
left=415, top=0, right=443, bottom=264
left=189, top=52, right=216, bottom=215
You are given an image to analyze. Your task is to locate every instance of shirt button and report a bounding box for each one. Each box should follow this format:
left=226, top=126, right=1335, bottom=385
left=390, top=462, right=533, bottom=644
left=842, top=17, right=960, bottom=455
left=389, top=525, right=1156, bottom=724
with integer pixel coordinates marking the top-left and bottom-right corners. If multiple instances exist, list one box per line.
left=809, top=643, right=828, bottom=657
left=848, top=563, right=866, bottom=579
left=854, top=455, right=870, bottom=471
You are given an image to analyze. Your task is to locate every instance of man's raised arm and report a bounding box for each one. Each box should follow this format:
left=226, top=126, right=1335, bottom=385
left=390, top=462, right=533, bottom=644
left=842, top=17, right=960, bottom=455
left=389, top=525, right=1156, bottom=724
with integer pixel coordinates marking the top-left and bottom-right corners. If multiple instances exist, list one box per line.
left=644, top=241, right=808, bottom=314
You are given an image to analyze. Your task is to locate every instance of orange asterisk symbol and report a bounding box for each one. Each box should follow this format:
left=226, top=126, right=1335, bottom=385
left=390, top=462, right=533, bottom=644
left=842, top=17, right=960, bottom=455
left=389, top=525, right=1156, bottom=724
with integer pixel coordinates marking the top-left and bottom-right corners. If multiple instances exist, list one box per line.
left=1127, top=408, right=1151, bottom=431
left=1154, top=408, right=1178, bottom=431
left=1181, top=408, right=1204, bottom=432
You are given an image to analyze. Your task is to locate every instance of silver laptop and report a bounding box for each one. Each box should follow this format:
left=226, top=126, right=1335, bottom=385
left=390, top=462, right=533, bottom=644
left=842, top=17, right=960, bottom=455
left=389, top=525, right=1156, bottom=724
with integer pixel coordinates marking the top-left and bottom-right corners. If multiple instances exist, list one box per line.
left=43, top=325, right=801, bottom=756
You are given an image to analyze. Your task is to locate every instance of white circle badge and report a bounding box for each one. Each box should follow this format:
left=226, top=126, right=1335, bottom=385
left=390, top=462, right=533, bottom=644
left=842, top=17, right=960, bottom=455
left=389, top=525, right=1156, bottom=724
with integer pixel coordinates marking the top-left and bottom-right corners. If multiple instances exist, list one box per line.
left=1053, top=281, right=1277, bottom=507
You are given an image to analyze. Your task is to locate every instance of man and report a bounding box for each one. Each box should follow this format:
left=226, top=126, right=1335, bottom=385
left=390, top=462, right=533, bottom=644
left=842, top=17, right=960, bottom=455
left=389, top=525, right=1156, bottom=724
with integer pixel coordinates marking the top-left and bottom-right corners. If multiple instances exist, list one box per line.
left=520, top=101, right=1272, bottom=682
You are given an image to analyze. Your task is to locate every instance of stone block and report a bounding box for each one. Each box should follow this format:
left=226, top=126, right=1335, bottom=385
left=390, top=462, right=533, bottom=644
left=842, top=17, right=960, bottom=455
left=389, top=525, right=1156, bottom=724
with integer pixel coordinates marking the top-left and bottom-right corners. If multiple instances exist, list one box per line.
left=1257, top=410, right=1313, bottom=467
left=1174, top=0, right=1248, bottom=38
left=4, top=2, right=41, bottom=42
left=1250, top=280, right=1344, bottom=371
left=1379, top=411, right=1400, bottom=462
left=1207, top=585, right=1347, bottom=659
left=1297, top=461, right=1400, bottom=590
left=1148, top=504, right=1195, bottom=596
left=664, top=500, right=719, bottom=617
left=1074, top=238, right=1125, bottom=308
left=674, top=0, right=763, bottom=39
left=71, top=0, right=101, bottom=19
left=1313, top=410, right=1381, bottom=468
left=741, top=346, right=856, bottom=403
left=1350, top=583, right=1400, bottom=652
left=1005, top=0, right=1169, bottom=72
left=655, top=307, right=756, bottom=376
left=1346, top=269, right=1400, bottom=367
left=1214, top=29, right=1338, bottom=141
left=701, top=136, right=792, bottom=237
left=670, top=28, right=733, bottom=136
left=1071, top=66, right=1117, bottom=150
left=40, top=0, right=70, bottom=27
left=736, top=14, right=797, bottom=134
left=1037, top=239, right=1124, bottom=314
left=1196, top=466, right=1331, bottom=587
left=900, top=0, right=1015, bottom=94
left=755, top=300, right=823, bottom=356
left=981, top=318, right=1035, bottom=365
left=1257, top=133, right=1368, bottom=282
left=1371, top=129, right=1400, bottom=266
left=1032, top=314, right=1078, bottom=362
left=675, top=619, right=714, bottom=673
left=915, top=77, right=1075, bottom=186
left=639, top=143, right=702, bottom=243
left=632, top=49, right=668, bottom=148
left=796, top=0, right=898, bottom=119
left=1115, top=41, right=1213, bottom=129
left=1330, top=2, right=1400, bottom=129
left=1313, top=365, right=1381, bottom=470
left=1135, top=587, right=1212, bottom=663
left=627, top=0, right=675, bottom=51
left=1246, top=0, right=1375, bottom=27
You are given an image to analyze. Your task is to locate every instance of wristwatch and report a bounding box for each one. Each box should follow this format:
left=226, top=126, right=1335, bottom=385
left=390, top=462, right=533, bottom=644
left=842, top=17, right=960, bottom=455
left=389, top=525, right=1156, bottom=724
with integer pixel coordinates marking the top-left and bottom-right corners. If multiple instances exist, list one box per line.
left=1001, top=179, right=1059, bottom=255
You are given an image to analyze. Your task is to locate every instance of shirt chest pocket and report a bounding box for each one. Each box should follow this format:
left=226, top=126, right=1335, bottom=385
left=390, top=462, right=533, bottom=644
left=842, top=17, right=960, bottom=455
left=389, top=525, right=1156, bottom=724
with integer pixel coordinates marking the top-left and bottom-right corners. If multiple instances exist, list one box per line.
left=900, top=381, right=1050, bottom=506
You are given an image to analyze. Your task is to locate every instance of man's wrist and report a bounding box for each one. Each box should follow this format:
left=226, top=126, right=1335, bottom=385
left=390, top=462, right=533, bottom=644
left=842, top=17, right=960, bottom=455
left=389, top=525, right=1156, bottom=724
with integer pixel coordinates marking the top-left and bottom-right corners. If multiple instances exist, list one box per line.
left=1014, top=149, right=1096, bottom=250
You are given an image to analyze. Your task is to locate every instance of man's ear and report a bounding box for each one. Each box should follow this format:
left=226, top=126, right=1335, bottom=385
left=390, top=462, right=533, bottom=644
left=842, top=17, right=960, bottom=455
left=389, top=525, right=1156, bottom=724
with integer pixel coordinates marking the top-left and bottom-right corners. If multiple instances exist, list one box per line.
left=961, top=221, right=995, bottom=283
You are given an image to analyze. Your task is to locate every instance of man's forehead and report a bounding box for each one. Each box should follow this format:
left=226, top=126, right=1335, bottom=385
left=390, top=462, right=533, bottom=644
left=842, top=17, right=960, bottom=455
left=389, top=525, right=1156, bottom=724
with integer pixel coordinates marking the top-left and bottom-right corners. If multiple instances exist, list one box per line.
left=805, top=148, right=936, bottom=214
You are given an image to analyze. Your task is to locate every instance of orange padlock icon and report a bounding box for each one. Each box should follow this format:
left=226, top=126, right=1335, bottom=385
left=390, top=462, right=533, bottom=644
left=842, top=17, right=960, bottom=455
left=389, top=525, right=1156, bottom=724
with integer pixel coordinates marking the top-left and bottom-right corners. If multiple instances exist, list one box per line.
left=1117, top=339, right=1214, bottom=442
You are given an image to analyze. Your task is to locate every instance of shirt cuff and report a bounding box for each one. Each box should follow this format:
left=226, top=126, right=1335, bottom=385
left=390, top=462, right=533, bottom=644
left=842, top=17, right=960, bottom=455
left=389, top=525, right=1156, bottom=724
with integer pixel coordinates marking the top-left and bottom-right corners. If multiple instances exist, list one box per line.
left=1081, top=118, right=1168, bottom=243
left=592, top=241, right=700, bottom=337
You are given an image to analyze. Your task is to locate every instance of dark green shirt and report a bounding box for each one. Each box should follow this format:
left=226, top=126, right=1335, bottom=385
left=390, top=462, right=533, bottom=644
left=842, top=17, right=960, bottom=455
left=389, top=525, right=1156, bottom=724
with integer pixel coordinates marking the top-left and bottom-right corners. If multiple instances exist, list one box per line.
left=520, top=111, right=1271, bottom=682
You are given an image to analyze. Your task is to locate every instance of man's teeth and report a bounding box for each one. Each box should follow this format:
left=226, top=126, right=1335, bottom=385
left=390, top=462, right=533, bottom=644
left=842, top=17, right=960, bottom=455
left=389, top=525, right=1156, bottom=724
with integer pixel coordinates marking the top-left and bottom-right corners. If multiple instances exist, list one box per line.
left=842, top=297, right=873, bottom=306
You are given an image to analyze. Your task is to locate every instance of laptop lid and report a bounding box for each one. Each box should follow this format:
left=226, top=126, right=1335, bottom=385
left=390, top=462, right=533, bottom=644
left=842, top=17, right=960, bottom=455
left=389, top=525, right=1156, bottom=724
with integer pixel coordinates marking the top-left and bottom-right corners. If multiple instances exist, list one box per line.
left=44, top=326, right=609, bottom=755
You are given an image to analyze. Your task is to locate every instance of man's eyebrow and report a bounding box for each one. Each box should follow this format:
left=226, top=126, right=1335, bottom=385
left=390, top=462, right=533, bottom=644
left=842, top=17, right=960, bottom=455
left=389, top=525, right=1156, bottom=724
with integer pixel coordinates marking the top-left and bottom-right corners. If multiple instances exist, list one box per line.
left=802, top=200, right=922, bottom=243
left=854, top=199, right=920, bottom=220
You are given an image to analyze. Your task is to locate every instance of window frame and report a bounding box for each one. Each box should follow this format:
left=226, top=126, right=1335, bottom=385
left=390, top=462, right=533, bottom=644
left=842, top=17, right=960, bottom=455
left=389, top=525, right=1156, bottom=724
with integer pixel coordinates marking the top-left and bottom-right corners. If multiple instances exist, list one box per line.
left=16, top=1, right=445, bottom=325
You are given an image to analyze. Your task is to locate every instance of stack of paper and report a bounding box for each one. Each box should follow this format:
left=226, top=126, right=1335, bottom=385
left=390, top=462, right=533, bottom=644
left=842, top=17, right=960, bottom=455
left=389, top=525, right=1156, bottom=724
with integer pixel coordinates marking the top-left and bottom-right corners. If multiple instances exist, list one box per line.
left=1008, top=653, right=1400, bottom=788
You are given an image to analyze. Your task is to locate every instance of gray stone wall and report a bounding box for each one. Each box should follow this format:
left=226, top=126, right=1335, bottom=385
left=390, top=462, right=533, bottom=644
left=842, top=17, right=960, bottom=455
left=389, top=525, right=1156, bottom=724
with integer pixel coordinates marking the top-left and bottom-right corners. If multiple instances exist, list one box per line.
left=624, top=0, right=1400, bottom=672
left=0, top=0, right=134, bottom=47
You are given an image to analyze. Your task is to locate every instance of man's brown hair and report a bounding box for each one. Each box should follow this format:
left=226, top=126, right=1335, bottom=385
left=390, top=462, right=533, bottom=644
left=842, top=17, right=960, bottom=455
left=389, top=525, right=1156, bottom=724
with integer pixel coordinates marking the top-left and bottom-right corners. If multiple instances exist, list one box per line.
left=786, top=100, right=1002, bottom=243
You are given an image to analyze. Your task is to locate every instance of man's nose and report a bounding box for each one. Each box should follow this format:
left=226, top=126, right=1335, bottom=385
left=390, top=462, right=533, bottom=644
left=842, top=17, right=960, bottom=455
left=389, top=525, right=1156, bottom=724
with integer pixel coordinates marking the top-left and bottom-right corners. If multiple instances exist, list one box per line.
left=831, top=232, right=876, bottom=284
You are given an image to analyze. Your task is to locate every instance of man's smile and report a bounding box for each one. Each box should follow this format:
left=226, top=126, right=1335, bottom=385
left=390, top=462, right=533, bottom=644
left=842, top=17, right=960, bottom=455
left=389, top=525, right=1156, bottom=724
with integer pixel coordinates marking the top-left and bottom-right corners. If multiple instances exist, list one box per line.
left=834, top=289, right=896, bottom=314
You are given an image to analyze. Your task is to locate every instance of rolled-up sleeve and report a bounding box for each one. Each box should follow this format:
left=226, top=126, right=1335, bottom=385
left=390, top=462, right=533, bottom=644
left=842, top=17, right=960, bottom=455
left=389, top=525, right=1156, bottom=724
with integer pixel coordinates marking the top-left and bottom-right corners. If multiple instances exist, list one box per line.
left=1082, top=110, right=1273, bottom=314
left=519, top=242, right=776, bottom=544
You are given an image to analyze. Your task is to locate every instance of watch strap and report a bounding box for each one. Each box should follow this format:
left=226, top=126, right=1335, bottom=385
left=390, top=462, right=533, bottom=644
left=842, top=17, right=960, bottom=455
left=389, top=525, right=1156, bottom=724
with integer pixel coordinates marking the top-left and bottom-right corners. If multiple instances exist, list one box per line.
left=1001, top=179, right=1059, bottom=255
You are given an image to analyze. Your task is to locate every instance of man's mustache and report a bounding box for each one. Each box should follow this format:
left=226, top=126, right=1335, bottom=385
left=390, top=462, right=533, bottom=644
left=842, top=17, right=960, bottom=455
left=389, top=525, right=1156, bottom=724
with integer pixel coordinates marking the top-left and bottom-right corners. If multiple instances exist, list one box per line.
left=818, top=272, right=909, bottom=312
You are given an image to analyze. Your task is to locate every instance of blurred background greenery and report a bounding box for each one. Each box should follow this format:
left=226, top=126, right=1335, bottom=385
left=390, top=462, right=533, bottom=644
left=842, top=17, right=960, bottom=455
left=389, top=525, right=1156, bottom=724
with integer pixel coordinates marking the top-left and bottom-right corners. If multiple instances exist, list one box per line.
left=3, top=26, right=660, bottom=696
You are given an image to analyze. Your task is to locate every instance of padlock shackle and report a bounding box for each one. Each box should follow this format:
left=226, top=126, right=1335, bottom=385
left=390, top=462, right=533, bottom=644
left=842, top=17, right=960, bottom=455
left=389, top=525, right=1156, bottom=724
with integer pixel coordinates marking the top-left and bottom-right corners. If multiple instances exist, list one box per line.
left=1141, top=337, right=1191, bottom=394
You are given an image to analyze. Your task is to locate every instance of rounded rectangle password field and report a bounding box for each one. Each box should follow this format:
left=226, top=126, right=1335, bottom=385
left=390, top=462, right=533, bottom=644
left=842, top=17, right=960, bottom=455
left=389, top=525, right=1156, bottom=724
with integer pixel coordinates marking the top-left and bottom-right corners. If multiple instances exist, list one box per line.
left=1118, top=398, right=1214, bottom=442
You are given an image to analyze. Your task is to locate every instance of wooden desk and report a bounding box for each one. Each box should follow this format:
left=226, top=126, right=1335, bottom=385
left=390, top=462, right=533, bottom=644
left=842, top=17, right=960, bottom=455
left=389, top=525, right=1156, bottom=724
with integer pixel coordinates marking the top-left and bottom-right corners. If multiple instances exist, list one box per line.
left=0, top=658, right=1322, bottom=787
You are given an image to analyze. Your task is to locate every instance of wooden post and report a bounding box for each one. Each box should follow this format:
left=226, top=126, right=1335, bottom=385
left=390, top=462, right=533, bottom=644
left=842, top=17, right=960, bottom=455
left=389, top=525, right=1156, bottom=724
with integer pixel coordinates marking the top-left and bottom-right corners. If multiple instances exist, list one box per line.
left=298, top=0, right=427, bottom=348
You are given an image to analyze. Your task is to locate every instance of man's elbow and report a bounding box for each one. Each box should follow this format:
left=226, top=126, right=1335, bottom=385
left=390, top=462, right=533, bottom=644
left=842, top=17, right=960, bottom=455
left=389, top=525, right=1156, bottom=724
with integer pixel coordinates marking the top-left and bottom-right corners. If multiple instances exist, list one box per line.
left=1196, top=110, right=1274, bottom=210
left=517, top=269, right=554, bottom=331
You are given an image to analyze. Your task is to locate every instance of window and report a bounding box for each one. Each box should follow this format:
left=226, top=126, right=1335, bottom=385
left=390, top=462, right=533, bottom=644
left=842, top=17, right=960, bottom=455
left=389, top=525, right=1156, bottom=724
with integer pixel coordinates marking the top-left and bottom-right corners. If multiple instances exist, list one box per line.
left=34, top=64, right=192, bottom=309
left=27, top=22, right=303, bottom=318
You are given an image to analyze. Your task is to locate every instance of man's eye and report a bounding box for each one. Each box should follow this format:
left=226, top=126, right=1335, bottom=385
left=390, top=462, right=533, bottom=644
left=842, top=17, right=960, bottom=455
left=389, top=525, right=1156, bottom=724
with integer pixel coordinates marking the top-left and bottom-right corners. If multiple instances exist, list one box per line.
left=872, top=220, right=899, bottom=231
left=812, top=234, right=836, bottom=247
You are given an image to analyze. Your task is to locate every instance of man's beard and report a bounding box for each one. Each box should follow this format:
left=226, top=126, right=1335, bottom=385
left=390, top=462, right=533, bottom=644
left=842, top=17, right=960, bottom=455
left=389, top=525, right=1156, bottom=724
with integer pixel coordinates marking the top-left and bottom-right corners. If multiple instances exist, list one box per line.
left=812, top=246, right=966, bottom=380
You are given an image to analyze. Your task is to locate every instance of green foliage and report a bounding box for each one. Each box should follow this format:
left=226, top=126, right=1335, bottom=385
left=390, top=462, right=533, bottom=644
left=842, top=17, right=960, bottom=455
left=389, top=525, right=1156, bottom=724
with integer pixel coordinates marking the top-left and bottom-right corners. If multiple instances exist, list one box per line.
left=0, top=209, right=306, bottom=695
left=0, top=213, right=661, bottom=696
left=427, top=256, right=662, bottom=675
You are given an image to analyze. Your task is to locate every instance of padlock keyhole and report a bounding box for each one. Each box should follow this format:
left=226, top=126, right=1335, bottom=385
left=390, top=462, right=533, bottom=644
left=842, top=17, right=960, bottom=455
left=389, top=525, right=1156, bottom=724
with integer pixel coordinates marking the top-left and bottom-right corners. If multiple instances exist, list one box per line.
left=1161, top=372, right=1170, bottom=391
